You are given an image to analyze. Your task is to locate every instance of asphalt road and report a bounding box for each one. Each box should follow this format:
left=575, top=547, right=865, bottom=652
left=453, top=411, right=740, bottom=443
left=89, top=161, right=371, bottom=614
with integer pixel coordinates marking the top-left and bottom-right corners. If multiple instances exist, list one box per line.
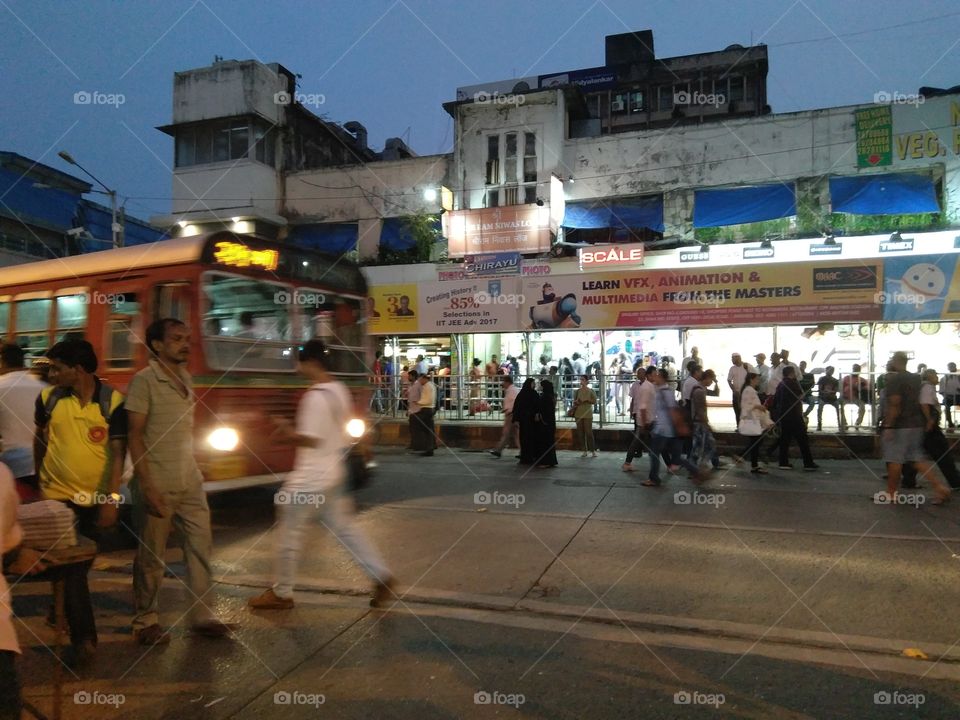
left=11, top=446, right=960, bottom=719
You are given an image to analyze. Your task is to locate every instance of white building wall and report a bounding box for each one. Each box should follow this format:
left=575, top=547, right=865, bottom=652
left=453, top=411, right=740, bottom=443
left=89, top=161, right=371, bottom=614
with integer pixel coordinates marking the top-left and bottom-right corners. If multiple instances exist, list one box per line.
left=453, top=90, right=567, bottom=211
left=285, top=155, right=450, bottom=256
left=171, top=160, right=280, bottom=216
left=171, top=60, right=285, bottom=126
left=450, top=92, right=959, bottom=241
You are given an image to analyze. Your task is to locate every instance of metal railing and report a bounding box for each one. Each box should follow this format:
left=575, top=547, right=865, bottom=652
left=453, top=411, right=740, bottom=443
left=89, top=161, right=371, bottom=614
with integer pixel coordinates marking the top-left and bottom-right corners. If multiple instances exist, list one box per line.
left=367, top=373, right=642, bottom=426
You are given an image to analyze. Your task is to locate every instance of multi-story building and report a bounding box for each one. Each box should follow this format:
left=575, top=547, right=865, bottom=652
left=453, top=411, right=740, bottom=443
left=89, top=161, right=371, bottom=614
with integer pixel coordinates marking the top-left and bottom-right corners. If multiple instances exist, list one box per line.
left=153, top=58, right=449, bottom=259
left=0, top=151, right=163, bottom=265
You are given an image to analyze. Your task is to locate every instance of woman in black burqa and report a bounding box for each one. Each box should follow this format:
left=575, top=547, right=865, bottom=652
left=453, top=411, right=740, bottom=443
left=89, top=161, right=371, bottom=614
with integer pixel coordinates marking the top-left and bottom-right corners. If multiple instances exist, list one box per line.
left=533, top=379, right=558, bottom=468
left=513, top=377, right=539, bottom=465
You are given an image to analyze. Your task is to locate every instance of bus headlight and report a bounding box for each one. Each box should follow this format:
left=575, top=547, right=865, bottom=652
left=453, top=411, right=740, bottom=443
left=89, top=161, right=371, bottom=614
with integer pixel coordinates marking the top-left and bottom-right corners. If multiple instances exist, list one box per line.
left=207, top=427, right=240, bottom=452
left=346, top=418, right=366, bottom=439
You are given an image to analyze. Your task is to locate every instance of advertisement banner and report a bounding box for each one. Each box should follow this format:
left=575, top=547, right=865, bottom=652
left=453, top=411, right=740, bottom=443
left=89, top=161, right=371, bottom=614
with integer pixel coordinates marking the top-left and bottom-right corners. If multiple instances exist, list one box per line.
left=367, top=283, right=419, bottom=334
left=881, top=254, right=960, bottom=321
left=856, top=105, right=893, bottom=167
left=418, top=278, right=523, bottom=333
left=444, top=205, right=552, bottom=257
left=519, top=260, right=883, bottom=330
left=369, top=257, right=960, bottom=334
left=463, top=252, right=522, bottom=278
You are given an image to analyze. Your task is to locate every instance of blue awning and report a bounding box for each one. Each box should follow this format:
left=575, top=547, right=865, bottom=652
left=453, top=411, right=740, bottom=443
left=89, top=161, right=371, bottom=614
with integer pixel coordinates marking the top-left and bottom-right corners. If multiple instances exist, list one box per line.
left=287, top=223, right=358, bottom=254
left=562, top=195, right=663, bottom=232
left=829, top=173, right=939, bottom=215
left=379, top=216, right=441, bottom=251
left=693, top=183, right=796, bottom=228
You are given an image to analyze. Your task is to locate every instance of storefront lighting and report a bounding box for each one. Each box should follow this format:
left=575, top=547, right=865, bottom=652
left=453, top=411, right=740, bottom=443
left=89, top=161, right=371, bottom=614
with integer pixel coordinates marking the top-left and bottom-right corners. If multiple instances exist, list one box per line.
left=889, top=231, right=903, bottom=242
left=822, top=234, right=837, bottom=246
left=760, top=238, right=773, bottom=249
left=698, top=243, right=710, bottom=253
left=423, top=187, right=438, bottom=202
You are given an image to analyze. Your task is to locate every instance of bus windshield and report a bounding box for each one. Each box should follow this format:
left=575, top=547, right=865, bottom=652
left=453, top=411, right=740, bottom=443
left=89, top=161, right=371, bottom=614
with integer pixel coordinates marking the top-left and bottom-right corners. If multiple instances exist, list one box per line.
left=201, top=272, right=296, bottom=372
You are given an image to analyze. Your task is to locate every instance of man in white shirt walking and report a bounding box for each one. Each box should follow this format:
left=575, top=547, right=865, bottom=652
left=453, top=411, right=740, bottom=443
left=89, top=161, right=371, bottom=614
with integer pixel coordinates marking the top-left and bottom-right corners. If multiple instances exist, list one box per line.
left=623, top=366, right=657, bottom=471
left=0, top=344, right=46, bottom=488
left=490, top=376, right=520, bottom=458
left=406, top=370, right=422, bottom=450
left=249, top=339, right=396, bottom=610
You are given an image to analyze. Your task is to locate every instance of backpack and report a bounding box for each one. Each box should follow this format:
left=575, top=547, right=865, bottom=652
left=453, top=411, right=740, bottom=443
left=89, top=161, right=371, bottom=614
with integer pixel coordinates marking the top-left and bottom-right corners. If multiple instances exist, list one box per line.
left=41, top=382, right=117, bottom=425
left=309, top=385, right=371, bottom=493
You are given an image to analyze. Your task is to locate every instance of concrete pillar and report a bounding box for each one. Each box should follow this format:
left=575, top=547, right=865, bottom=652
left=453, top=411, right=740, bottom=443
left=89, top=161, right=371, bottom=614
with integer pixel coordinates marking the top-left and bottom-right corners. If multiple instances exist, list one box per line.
left=358, top=217, right=381, bottom=260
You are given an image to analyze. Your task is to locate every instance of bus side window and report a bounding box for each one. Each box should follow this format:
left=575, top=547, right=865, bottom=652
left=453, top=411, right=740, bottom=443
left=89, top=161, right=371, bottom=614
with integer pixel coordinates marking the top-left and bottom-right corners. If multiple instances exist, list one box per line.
left=14, top=298, right=52, bottom=360
left=0, top=301, right=8, bottom=341
left=105, top=293, right=141, bottom=369
left=55, top=294, right=87, bottom=343
left=154, top=283, right=190, bottom=325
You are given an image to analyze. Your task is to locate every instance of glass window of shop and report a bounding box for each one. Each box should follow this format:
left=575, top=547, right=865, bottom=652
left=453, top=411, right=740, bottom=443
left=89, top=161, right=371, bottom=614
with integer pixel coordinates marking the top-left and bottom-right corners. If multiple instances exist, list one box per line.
left=872, top=321, right=960, bottom=375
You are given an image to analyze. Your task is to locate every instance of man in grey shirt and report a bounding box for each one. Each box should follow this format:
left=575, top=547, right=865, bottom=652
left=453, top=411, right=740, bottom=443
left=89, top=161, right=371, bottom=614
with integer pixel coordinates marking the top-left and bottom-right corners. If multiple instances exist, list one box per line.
left=126, top=318, right=234, bottom=645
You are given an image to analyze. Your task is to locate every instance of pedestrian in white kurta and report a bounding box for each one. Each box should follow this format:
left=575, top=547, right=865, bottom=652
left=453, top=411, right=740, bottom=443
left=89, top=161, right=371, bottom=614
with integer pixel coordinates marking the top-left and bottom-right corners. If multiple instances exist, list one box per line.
left=248, top=340, right=395, bottom=610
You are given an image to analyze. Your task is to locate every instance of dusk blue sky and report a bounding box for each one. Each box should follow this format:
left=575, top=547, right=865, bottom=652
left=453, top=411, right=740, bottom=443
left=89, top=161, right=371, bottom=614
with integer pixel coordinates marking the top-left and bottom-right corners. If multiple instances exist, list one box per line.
left=2, top=0, right=958, bottom=223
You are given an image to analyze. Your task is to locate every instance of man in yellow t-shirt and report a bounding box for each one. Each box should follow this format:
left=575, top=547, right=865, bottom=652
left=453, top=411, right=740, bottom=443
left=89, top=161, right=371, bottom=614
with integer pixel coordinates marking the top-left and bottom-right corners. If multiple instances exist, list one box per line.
left=34, top=339, right=126, bottom=666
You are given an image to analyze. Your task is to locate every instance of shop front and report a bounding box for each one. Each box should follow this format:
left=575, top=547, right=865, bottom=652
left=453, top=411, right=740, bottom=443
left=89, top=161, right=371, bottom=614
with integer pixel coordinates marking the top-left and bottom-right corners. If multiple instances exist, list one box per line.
left=366, top=235, right=960, bottom=428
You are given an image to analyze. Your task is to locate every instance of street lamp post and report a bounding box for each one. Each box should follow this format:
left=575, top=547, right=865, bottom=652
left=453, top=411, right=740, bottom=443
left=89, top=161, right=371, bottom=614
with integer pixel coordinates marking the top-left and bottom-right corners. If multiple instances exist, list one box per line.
left=58, top=150, right=122, bottom=248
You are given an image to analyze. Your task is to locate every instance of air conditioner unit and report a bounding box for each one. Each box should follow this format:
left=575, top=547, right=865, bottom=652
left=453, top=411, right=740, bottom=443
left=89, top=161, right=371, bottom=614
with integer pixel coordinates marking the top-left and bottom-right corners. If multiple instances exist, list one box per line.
left=611, top=99, right=625, bottom=112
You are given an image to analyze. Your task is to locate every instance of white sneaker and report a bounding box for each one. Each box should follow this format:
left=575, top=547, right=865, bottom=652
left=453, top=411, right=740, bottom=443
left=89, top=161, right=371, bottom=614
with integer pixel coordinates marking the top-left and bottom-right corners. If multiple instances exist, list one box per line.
left=580, top=452, right=588, bottom=458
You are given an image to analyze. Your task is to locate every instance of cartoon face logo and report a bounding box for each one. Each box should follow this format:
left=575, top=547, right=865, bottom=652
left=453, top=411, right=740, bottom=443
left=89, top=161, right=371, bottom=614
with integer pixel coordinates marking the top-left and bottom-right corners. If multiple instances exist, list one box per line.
left=901, top=263, right=946, bottom=300
left=88, top=426, right=107, bottom=443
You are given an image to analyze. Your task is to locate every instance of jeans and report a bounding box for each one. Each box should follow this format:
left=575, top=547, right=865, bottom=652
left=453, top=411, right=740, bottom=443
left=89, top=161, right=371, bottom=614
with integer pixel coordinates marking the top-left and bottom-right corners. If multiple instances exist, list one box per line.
left=689, top=423, right=718, bottom=469
left=649, top=434, right=698, bottom=483
left=0, top=651, right=19, bottom=720
left=778, top=421, right=815, bottom=467
left=624, top=421, right=651, bottom=464
left=274, top=486, right=391, bottom=598
left=51, top=502, right=98, bottom=647
left=132, top=481, right=215, bottom=630
left=817, top=398, right=845, bottom=430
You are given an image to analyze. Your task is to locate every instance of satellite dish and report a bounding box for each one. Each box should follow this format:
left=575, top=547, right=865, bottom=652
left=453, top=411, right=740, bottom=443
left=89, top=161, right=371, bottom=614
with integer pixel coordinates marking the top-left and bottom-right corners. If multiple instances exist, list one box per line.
left=725, top=43, right=745, bottom=50
left=512, top=81, right=530, bottom=93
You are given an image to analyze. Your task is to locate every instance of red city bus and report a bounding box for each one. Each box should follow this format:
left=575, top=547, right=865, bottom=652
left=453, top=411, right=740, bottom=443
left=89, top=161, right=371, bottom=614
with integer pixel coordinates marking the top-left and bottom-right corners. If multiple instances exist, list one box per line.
left=0, top=230, right=373, bottom=491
